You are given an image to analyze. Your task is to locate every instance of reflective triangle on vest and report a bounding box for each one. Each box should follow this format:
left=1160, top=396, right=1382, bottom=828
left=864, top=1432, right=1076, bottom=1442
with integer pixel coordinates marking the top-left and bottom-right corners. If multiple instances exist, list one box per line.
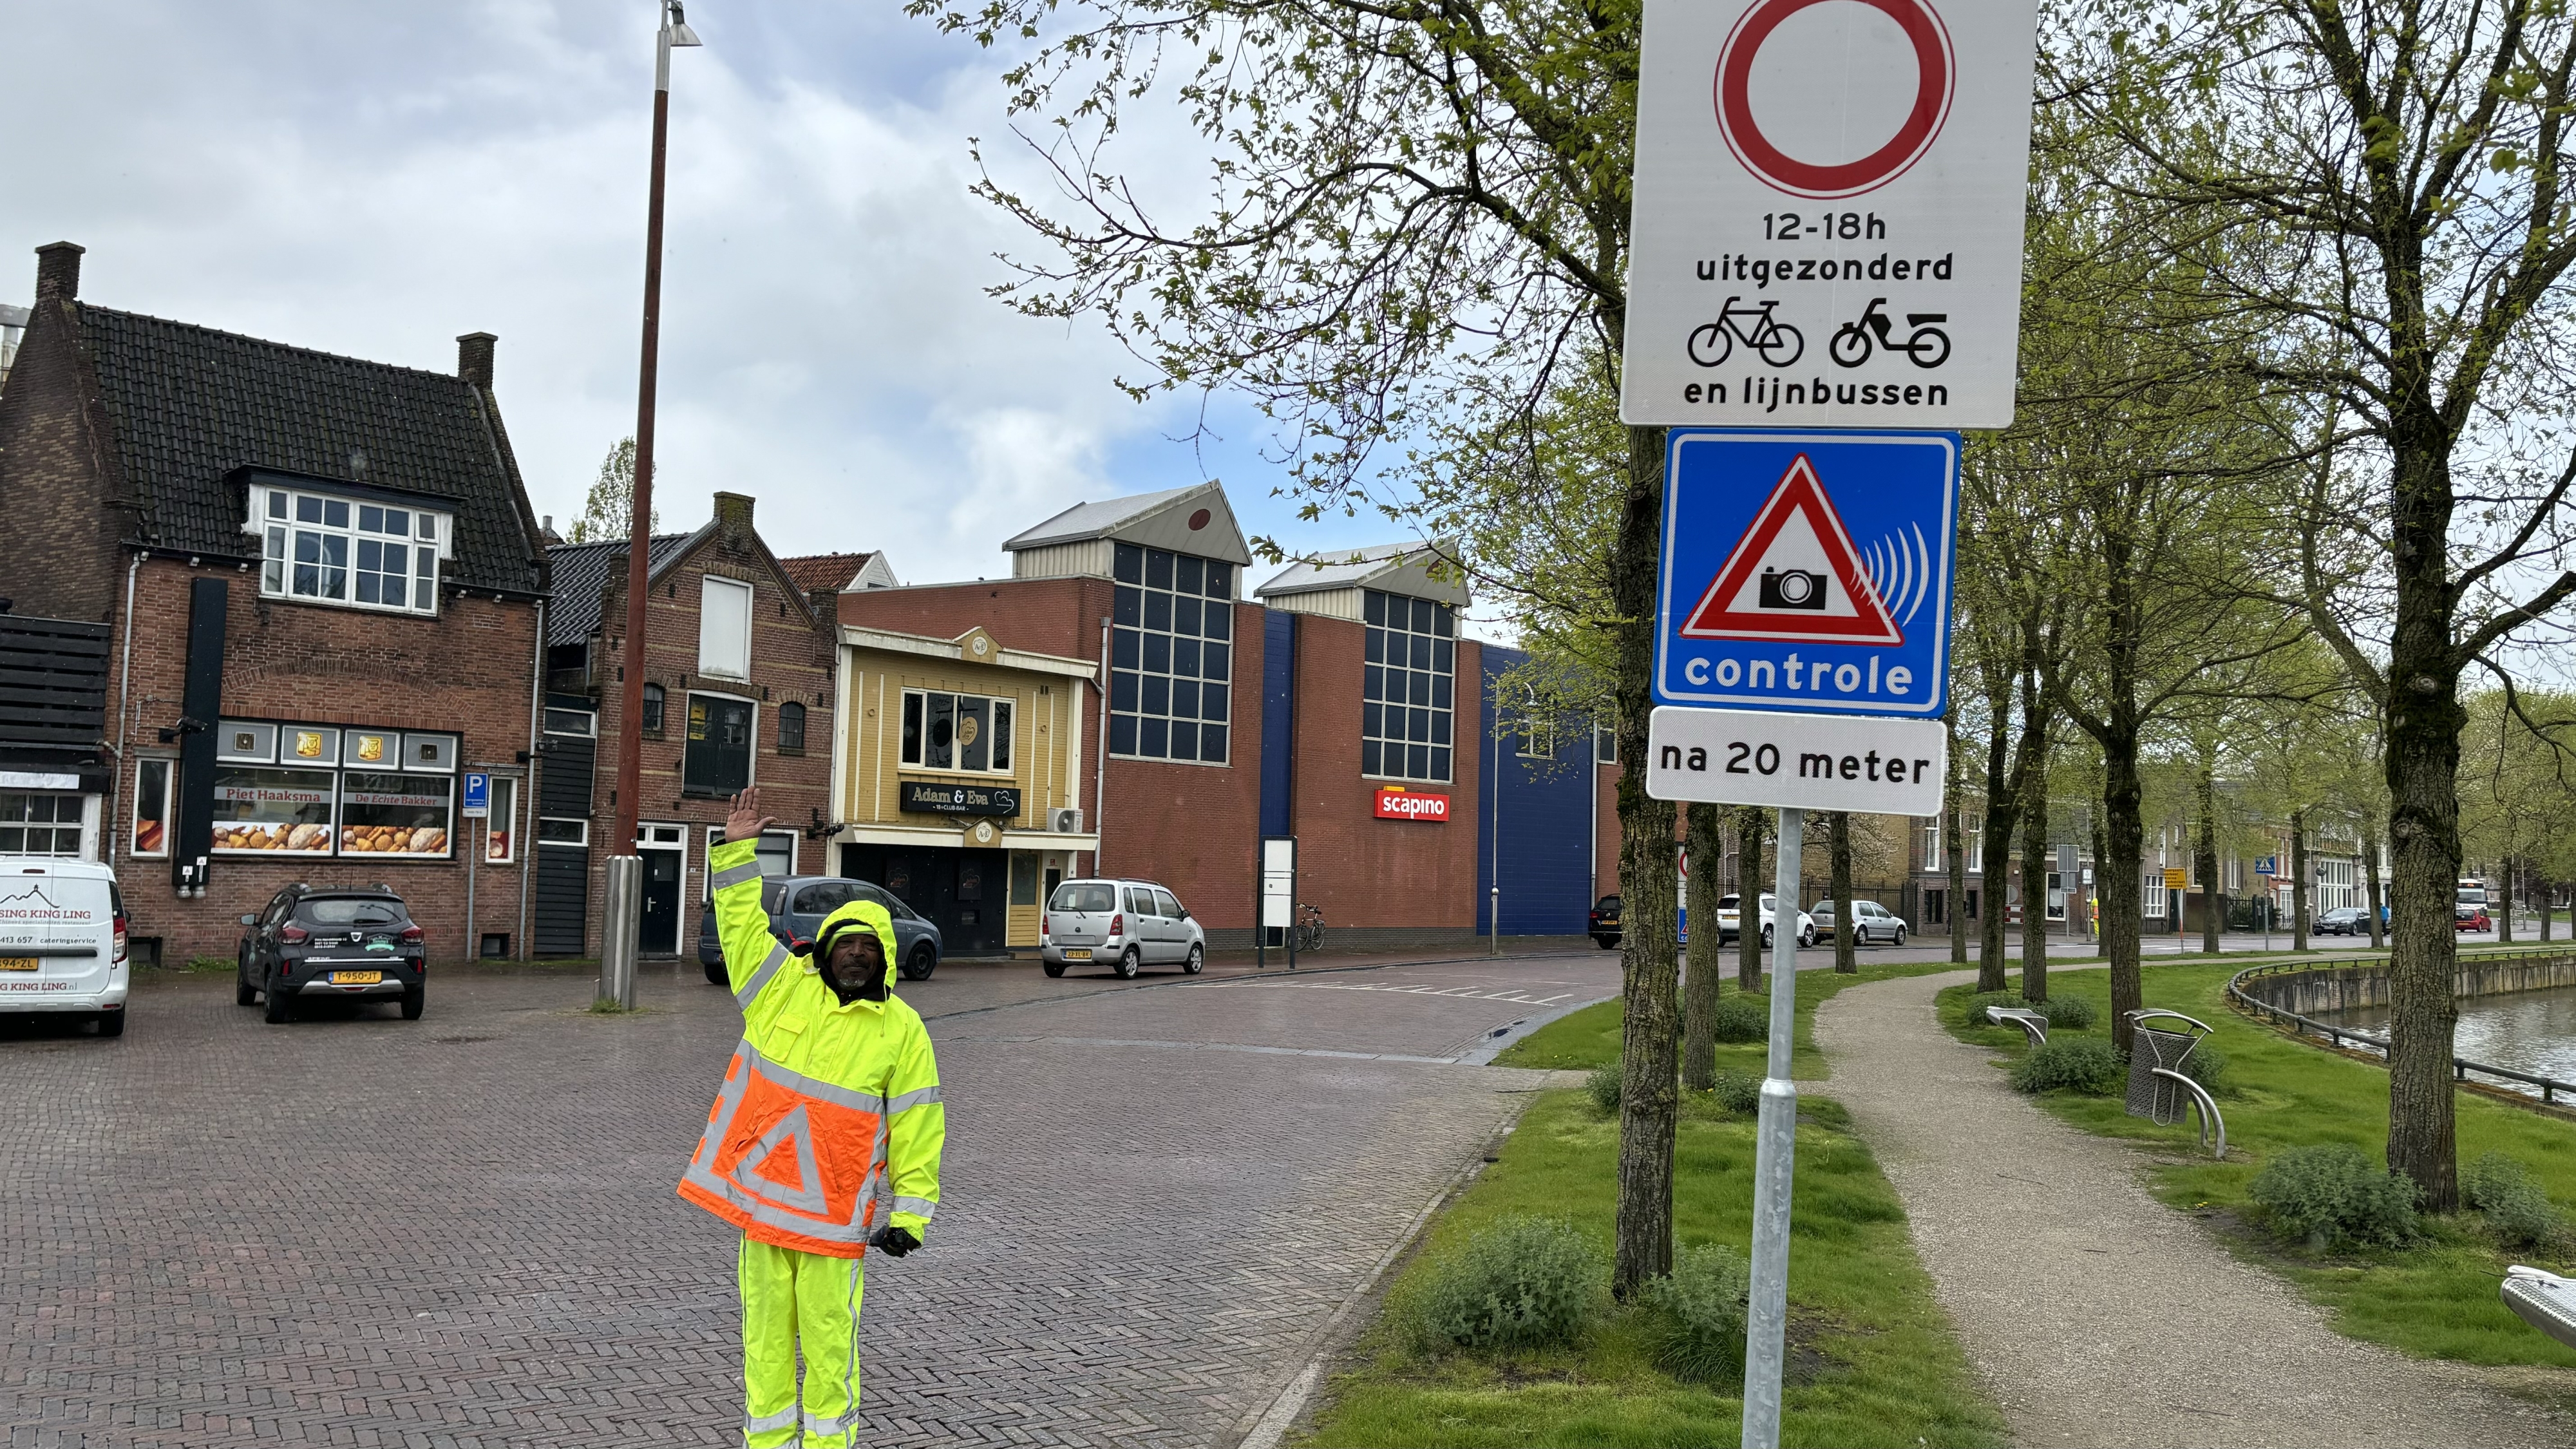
left=739, top=1102, right=830, bottom=1216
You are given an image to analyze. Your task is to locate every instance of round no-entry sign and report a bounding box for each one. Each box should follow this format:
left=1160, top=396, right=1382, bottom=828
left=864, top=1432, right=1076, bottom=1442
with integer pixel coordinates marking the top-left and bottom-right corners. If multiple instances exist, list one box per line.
left=1714, top=0, right=1955, bottom=198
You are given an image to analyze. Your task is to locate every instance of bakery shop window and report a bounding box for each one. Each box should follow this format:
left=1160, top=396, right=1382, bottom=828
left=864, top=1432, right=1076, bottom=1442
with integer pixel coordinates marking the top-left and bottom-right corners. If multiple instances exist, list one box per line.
left=208, top=719, right=459, bottom=860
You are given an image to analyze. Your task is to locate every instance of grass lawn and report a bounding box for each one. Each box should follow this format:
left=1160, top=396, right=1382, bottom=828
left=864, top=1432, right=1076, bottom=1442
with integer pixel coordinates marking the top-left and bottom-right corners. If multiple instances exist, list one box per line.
left=1299, top=963, right=2007, bottom=1449
left=1937, top=962, right=2576, bottom=1369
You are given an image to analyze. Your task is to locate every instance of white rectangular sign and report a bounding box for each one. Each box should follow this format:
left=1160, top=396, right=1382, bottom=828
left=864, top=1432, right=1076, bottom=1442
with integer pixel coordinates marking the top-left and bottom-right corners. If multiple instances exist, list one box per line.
left=1645, top=705, right=1944, bottom=813
left=1620, top=0, right=2038, bottom=428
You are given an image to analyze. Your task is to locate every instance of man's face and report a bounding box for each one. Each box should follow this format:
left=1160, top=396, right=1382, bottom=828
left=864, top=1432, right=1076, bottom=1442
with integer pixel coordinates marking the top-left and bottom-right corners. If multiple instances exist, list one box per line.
left=828, top=930, right=884, bottom=987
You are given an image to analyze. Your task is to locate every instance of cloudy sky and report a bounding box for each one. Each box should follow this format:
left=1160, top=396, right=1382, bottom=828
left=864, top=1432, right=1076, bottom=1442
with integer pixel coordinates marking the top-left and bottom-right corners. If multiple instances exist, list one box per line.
left=5, top=1, right=1455, bottom=611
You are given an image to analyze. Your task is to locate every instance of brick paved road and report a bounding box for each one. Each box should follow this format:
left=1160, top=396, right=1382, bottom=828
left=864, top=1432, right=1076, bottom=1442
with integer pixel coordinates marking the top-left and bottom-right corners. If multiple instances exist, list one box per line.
left=1, top=950, right=1616, bottom=1447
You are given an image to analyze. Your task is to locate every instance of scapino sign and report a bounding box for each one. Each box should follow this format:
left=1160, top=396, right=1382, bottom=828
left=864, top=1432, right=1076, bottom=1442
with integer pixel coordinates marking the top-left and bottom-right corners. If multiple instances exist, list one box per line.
left=1620, top=0, right=2039, bottom=427
left=1372, top=786, right=1451, bottom=822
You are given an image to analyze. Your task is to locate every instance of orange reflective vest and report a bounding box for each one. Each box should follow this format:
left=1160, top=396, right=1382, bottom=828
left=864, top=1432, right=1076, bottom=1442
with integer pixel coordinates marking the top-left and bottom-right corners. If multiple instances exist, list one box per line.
left=679, top=840, right=944, bottom=1258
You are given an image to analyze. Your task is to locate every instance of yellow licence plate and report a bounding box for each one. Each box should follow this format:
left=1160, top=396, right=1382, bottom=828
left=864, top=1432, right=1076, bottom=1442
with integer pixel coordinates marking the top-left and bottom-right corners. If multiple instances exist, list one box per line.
left=0, top=957, right=35, bottom=971
left=1063, top=949, right=1092, bottom=961
left=330, top=971, right=383, bottom=985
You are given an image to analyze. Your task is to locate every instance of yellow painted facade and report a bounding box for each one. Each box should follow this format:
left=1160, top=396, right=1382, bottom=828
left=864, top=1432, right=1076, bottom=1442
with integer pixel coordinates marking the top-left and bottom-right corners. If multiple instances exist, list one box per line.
left=831, top=625, right=1099, bottom=948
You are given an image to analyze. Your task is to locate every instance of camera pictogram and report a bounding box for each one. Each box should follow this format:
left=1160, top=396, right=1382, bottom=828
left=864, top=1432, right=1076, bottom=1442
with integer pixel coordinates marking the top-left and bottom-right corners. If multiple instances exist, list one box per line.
left=1757, top=567, right=1828, bottom=611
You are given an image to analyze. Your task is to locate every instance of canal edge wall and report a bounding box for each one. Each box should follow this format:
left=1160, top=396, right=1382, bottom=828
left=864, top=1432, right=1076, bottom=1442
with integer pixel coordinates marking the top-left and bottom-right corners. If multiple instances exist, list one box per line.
left=2233, top=951, right=2576, bottom=1017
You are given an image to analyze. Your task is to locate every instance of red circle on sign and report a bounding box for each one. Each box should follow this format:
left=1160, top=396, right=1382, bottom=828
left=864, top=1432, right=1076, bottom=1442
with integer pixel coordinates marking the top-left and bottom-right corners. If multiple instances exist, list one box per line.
left=1715, top=0, right=1953, bottom=199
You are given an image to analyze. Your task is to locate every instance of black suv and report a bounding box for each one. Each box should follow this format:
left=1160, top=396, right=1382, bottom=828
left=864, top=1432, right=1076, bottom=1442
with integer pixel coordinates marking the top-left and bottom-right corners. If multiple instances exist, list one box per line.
left=236, top=885, right=427, bottom=1024
left=1589, top=895, right=1622, bottom=949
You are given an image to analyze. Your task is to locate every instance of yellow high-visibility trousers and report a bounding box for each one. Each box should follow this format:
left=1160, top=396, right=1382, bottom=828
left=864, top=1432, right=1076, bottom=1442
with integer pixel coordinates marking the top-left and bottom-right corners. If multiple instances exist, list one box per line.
left=739, top=1235, right=865, bottom=1448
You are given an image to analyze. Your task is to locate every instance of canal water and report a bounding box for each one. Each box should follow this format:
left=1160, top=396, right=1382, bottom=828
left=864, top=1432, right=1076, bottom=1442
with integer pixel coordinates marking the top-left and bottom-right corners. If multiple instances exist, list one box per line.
left=2320, top=985, right=2576, bottom=1095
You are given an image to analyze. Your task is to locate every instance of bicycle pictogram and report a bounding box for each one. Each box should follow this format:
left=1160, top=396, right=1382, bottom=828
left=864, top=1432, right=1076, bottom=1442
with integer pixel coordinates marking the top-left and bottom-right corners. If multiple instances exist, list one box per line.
left=1687, top=296, right=1805, bottom=368
left=1828, top=297, right=1950, bottom=369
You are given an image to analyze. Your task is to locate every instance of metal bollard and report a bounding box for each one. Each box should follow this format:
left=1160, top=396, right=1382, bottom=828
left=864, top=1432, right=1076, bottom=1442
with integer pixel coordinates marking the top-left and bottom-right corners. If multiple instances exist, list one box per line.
left=600, top=854, right=641, bottom=1010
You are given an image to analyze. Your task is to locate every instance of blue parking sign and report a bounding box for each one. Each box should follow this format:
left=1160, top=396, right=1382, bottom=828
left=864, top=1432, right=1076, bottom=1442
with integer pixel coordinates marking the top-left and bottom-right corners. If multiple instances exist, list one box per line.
left=1654, top=430, right=1958, bottom=718
left=462, top=772, right=490, bottom=819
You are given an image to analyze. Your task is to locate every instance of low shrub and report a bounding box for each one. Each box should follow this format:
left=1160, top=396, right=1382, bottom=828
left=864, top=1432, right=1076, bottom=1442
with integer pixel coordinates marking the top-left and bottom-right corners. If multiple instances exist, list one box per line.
left=185, top=955, right=234, bottom=974
left=1586, top=1061, right=1622, bottom=1115
left=2462, top=1151, right=2566, bottom=1251
left=2248, top=1144, right=2420, bottom=1251
left=1711, top=993, right=1770, bottom=1044
left=2176, top=1045, right=2228, bottom=1097
left=2007, top=1037, right=2124, bottom=1095
left=2029, top=994, right=2098, bottom=1030
left=1645, top=1242, right=1750, bottom=1385
left=1408, top=1215, right=1603, bottom=1352
left=1705, top=1070, right=1762, bottom=1117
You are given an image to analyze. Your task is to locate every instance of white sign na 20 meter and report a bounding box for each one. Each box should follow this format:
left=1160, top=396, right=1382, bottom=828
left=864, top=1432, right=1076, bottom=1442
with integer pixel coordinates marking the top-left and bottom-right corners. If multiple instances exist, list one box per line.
left=1620, top=0, right=2038, bottom=428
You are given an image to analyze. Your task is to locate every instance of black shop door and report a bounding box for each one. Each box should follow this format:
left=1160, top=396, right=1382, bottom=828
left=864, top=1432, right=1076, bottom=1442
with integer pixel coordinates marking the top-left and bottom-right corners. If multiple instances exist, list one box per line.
left=839, top=845, right=1009, bottom=957
left=640, top=849, right=683, bottom=954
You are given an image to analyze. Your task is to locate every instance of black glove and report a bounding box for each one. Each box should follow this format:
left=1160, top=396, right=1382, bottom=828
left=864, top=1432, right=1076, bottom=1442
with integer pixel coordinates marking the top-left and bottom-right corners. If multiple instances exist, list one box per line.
left=875, top=1226, right=920, bottom=1258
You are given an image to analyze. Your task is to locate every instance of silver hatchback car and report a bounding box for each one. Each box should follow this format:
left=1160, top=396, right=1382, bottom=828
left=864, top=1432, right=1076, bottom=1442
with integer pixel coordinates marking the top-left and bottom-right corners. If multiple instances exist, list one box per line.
left=1041, top=878, right=1206, bottom=979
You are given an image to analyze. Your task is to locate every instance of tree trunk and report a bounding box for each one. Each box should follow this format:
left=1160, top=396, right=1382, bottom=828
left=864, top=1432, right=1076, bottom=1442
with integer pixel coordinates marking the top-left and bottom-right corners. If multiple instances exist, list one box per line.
left=2291, top=810, right=2310, bottom=952
left=1977, top=705, right=2019, bottom=992
left=1830, top=811, right=1856, bottom=974
left=2195, top=759, right=2222, bottom=954
left=2382, top=426, right=2465, bottom=1213
left=2497, top=858, right=2515, bottom=945
left=1737, top=807, right=1766, bottom=992
left=2365, top=819, right=2387, bottom=950
left=2019, top=755, right=2051, bottom=1001
left=1682, top=802, right=1723, bottom=1090
left=2100, top=731, right=2146, bottom=1053
left=2541, top=876, right=2552, bottom=942
left=1611, top=422, right=1680, bottom=1295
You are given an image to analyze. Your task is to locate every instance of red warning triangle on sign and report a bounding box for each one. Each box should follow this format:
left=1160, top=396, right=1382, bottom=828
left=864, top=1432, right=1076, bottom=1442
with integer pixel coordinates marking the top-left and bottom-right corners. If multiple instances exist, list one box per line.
left=1680, top=454, right=1904, bottom=646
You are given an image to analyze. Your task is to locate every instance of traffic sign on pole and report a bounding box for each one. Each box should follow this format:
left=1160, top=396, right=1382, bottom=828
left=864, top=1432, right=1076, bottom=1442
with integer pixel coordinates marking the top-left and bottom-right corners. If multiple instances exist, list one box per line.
left=1620, top=0, right=2040, bottom=428
left=1654, top=429, right=1957, bottom=719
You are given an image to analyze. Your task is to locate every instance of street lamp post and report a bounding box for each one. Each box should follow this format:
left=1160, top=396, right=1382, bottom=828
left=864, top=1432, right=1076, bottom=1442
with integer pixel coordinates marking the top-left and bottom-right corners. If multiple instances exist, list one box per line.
left=604, top=1, right=702, bottom=1010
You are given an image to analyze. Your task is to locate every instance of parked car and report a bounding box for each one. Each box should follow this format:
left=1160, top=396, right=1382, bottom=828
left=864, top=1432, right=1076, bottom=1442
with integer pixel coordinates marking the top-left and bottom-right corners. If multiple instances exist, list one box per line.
left=1812, top=898, right=1910, bottom=946
left=236, top=883, right=425, bottom=1023
left=697, top=875, right=944, bottom=986
left=2456, top=902, right=2493, bottom=933
left=1042, top=878, right=1205, bottom=978
left=2316, top=906, right=2372, bottom=936
left=1589, top=895, right=1622, bottom=949
left=0, top=856, right=129, bottom=1036
left=1713, top=893, right=1815, bottom=949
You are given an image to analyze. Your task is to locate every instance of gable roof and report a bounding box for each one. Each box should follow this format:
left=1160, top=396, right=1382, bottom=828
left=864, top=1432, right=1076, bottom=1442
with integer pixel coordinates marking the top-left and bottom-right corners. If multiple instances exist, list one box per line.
left=1255, top=540, right=1470, bottom=607
left=544, top=535, right=693, bottom=645
left=779, top=551, right=895, bottom=593
left=72, top=305, right=545, bottom=594
left=1001, top=481, right=1251, bottom=564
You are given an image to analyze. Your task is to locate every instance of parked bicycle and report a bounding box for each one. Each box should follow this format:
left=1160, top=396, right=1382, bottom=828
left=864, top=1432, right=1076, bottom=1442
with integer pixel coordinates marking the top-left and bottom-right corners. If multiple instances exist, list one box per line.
left=1827, top=297, right=1950, bottom=368
left=1294, top=903, right=1327, bottom=954
left=1687, top=296, right=1805, bottom=368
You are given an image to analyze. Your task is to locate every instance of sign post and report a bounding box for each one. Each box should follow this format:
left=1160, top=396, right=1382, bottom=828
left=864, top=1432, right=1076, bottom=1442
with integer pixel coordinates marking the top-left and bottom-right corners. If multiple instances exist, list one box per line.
left=1622, top=0, right=2036, bottom=1442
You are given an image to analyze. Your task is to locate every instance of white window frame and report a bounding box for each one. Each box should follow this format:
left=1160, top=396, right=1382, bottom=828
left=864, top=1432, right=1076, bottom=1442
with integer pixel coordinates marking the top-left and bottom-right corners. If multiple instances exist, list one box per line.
left=538, top=817, right=590, bottom=848
left=898, top=688, right=1018, bottom=776
left=702, top=826, right=799, bottom=902
left=1964, top=815, right=1984, bottom=873
left=543, top=707, right=597, bottom=738
left=1595, top=719, right=1618, bottom=764
left=480, top=776, right=518, bottom=865
left=130, top=757, right=177, bottom=858
left=699, top=575, right=754, bottom=679
left=1517, top=716, right=1556, bottom=759
left=2143, top=873, right=2168, bottom=917
left=0, top=791, right=93, bottom=858
left=255, top=484, right=449, bottom=617
left=1919, top=815, right=1943, bottom=875
left=1363, top=589, right=1457, bottom=784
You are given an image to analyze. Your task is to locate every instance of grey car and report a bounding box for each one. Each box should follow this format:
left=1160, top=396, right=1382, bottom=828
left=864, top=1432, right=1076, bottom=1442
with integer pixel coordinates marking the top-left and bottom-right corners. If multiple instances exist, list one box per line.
left=1810, top=898, right=1909, bottom=946
left=697, top=875, right=944, bottom=985
left=1041, top=878, right=1206, bottom=979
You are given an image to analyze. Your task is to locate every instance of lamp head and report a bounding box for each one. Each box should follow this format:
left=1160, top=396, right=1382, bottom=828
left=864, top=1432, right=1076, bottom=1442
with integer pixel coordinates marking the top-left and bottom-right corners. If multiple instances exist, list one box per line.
left=664, top=1, right=703, bottom=46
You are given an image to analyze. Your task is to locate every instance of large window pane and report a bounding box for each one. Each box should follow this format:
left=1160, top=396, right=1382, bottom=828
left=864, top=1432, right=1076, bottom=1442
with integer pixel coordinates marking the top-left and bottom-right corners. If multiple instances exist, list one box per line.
left=212, top=768, right=337, bottom=853
left=1362, top=589, right=1454, bottom=782
left=684, top=695, right=755, bottom=795
left=341, top=773, right=455, bottom=858
left=1110, top=547, right=1233, bottom=763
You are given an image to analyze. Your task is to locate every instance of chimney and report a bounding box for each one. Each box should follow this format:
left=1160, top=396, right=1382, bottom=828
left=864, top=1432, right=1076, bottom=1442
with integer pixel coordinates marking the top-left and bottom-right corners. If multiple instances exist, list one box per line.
left=457, top=331, right=497, bottom=388
left=714, top=491, right=755, bottom=550
left=35, top=242, right=82, bottom=301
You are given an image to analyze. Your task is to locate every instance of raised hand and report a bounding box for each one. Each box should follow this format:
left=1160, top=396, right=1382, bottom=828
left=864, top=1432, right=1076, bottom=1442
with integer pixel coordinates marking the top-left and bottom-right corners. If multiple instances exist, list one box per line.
left=724, top=787, right=778, bottom=844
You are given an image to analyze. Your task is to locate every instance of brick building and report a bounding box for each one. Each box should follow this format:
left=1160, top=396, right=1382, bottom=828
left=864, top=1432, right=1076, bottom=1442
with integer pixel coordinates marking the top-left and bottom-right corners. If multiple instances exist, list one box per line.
left=536, top=493, right=836, bottom=956
left=0, top=242, right=548, bottom=965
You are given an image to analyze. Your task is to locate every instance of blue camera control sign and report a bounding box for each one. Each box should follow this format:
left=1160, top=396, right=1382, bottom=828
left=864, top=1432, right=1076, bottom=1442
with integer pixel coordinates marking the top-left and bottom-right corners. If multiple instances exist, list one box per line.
left=1654, top=429, right=1957, bottom=718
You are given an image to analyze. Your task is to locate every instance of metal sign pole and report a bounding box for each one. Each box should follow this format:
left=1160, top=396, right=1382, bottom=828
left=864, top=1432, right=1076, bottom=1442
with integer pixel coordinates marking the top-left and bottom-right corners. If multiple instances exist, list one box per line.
left=1741, top=804, right=1803, bottom=1449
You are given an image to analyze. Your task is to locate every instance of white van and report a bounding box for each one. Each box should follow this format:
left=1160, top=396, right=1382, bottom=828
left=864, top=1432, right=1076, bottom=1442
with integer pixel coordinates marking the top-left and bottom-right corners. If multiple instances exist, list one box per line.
left=0, top=857, right=129, bottom=1036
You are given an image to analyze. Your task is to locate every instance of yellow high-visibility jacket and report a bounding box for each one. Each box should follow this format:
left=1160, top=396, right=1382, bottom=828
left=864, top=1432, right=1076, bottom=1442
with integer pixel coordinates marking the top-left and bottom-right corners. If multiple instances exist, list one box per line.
left=678, top=838, right=943, bottom=1258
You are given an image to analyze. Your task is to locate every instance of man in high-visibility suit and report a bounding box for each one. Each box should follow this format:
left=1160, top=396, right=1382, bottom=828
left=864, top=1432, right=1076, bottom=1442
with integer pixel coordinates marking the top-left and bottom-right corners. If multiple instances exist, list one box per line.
left=680, top=788, right=944, bottom=1448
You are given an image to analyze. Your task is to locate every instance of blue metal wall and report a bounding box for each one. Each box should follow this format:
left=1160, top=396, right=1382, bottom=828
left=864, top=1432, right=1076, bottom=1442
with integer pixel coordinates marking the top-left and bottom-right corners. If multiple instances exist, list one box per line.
left=1475, top=645, right=1598, bottom=936
left=1259, top=610, right=1298, bottom=838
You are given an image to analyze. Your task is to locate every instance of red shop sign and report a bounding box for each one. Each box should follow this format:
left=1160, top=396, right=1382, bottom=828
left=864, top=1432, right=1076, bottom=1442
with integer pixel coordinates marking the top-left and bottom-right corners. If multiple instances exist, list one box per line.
left=1374, top=786, right=1450, bottom=822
